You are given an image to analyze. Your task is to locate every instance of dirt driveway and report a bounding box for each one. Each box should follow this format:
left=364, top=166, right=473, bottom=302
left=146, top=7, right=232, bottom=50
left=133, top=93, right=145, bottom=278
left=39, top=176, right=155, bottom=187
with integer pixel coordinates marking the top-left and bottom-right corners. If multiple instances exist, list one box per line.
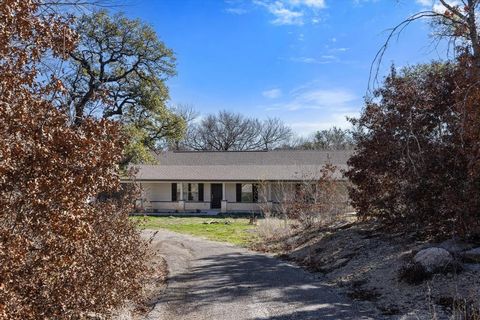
left=141, top=229, right=380, bottom=320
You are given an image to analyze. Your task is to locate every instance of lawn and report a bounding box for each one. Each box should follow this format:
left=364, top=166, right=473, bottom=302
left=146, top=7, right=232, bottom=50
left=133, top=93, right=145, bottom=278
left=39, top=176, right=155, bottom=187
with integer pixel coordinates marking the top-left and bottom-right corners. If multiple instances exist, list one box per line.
left=132, top=216, right=258, bottom=246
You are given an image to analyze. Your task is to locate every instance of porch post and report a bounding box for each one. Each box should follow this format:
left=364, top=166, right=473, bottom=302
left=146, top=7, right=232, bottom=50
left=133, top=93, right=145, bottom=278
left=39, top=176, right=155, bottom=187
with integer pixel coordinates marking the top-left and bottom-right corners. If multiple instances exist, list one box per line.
left=267, top=182, right=273, bottom=213
left=221, top=182, right=227, bottom=213
left=179, top=183, right=184, bottom=201
left=178, top=182, right=185, bottom=211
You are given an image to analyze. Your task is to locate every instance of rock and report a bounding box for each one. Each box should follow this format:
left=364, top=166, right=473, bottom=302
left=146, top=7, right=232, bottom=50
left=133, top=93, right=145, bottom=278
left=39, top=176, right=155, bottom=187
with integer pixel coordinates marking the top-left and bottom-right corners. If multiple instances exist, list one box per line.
left=438, top=239, right=474, bottom=255
left=413, top=247, right=453, bottom=273
left=462, top=247, right=480, bottom=263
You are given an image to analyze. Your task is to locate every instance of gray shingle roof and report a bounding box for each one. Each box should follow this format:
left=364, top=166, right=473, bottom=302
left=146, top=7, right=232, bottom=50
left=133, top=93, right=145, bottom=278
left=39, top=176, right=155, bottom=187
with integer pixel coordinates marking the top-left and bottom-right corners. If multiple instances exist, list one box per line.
left=131, top=150, right=352, bottom=181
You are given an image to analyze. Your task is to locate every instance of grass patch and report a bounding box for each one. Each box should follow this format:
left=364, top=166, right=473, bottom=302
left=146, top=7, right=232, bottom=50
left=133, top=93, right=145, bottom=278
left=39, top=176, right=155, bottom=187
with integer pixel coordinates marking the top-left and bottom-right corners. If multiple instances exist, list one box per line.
left=132, top=216, right=257, bottom=246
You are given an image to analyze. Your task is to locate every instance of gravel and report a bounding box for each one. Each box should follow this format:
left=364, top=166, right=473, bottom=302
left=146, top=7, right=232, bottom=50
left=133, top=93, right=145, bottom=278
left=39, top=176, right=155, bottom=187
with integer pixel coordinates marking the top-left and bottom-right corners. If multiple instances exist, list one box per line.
left=141, top=229, right=376, bottom=320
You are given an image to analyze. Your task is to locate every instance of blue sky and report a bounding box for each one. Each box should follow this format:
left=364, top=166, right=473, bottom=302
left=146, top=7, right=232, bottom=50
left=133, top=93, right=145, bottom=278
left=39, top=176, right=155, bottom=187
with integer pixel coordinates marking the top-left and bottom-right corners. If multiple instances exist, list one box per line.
left=122, top=0, right=448, bottom=136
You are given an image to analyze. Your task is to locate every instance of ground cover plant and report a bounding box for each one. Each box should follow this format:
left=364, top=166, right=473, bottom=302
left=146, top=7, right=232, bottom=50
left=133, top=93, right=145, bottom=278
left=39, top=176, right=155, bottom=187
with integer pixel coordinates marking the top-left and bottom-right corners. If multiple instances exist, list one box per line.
left=133, top=216, right=257, bottom=246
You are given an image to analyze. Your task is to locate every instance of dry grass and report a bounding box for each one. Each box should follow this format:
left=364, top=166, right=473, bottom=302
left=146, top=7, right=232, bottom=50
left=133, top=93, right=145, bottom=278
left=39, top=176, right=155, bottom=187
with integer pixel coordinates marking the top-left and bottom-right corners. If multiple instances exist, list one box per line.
left=255, top=217, right=293, bottom=241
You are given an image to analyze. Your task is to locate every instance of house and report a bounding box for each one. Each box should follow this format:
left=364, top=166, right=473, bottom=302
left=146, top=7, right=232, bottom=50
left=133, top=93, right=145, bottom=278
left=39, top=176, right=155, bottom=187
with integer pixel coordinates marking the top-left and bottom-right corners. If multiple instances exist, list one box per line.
left=128, top=150, right=351, bottom=214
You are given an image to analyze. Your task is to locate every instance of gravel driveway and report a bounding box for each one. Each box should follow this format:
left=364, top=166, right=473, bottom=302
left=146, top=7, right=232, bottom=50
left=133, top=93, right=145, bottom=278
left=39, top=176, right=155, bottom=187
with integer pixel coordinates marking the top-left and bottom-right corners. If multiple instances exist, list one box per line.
left=142, top=229, right=376, bottom=320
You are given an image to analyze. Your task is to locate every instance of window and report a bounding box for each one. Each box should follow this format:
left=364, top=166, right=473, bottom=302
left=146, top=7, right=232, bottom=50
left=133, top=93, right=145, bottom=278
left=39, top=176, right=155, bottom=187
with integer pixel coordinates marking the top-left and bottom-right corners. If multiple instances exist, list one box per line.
left=236, top=183, right=258, bottom=203
left=176, top=183, right=203, bottom=202
left=188, top=183, right=199, bottom=201
left=242, top=184, right=253, bottom=202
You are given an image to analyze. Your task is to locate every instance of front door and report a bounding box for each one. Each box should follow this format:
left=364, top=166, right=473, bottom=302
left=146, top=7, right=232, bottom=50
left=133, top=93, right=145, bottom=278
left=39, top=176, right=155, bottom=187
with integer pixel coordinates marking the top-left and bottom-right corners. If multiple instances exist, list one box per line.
left=211, top=183, right=222, bottom=209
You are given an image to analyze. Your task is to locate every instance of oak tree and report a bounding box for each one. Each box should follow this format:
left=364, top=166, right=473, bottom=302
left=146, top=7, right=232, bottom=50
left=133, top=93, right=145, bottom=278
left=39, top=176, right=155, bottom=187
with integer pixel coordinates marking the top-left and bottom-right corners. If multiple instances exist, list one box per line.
left=63, top=11, right=185, bottom=163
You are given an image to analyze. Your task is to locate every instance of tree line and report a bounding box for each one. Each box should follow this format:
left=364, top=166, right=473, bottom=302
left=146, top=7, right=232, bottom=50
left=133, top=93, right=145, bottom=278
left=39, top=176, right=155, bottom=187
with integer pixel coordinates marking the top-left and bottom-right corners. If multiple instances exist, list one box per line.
left=170, top=107, right=355, bottom=152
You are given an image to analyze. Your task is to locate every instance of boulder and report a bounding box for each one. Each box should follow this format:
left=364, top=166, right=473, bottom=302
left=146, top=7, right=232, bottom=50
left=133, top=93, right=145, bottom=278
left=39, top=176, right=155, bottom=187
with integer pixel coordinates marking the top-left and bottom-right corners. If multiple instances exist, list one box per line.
left=438, top=239, right=474, bottom=255
left=413, top=247, right=453, bottom=273
left=462, top=247, right=480, bottom=263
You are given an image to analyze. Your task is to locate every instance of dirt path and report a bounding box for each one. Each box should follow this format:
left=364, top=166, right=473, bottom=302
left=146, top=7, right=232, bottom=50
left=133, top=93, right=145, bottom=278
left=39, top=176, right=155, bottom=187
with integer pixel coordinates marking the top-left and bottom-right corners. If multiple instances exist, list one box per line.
left=142, top=229, right=378, bottom=320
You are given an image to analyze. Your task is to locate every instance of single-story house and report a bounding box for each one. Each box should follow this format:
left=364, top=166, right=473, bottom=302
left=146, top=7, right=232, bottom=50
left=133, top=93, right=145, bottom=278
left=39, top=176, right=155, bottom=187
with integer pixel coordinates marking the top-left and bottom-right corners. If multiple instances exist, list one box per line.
left=127, top=150, right=351, bottom=214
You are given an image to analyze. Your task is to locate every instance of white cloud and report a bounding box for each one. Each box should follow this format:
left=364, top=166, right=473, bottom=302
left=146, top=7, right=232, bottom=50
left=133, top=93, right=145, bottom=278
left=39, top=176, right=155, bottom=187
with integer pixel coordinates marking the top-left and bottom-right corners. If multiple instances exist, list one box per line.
left=262, top=88, right=282, bottom=98
left=289, top=112, right=358, bottom=135
left=289, top=88, right=356, bottom=110
left=416, top=0, right=432, bottom=6
left=416, top=0, right=462, bottom=12
left=253, top=0, right=325, bottom=25
left=289, top=55, right=339, bottom=64
left=272, top=87, right=357, bottom=111
left=289, top=0, right=326, bottom=8
left=268, top=3, right=304, bottom=25
left=262, top=84, right=360, bottom=135
left=290, top=57, right=319, bottom=63
left=432, top=0, right=461, bottom=13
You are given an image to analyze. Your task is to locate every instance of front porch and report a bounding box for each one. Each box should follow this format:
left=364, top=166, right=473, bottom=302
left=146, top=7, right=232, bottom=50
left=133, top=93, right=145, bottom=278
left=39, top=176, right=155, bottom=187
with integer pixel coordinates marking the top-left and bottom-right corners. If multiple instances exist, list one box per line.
left=135, top=181, right=282, bottom=214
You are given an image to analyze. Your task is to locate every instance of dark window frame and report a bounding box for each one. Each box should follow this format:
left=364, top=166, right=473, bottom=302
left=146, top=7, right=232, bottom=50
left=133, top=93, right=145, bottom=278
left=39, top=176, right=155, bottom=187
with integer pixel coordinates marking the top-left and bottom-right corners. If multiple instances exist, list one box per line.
left=236, top=183, right=258, bottom=203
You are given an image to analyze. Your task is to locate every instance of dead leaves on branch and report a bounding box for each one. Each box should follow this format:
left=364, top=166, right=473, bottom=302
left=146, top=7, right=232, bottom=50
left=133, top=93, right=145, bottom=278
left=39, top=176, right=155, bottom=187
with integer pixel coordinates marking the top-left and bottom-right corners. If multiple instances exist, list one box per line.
left=0, top=1, right=150, bottom=319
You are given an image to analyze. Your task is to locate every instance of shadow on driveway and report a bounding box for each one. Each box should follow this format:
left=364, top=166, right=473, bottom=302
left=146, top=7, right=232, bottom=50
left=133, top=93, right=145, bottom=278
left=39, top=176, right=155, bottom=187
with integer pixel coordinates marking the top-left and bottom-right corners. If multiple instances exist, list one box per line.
left=166, top=250, right=374, bottom=319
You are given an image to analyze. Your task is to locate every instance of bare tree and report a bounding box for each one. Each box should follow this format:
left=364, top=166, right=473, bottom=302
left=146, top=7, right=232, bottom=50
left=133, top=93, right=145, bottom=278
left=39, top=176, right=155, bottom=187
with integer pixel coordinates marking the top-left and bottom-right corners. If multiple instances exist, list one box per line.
left=180, top=110, right=292, bottom=151
left=168, top=104, right=199, bottom=150
left=371, top=0, right=480, bottom=88
left=300, top=127, right=355, bottom=150
left=260, top=117, right=293, bottom=150
left=173, top=104, right=199, bottom=125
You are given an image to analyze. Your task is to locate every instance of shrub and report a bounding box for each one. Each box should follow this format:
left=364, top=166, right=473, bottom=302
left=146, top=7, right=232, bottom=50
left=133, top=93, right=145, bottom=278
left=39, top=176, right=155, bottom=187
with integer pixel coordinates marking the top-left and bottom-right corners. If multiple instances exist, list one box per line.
left=273, top=164, right=350, bottom=228
left=0, top=1, right=149, bottom=318
left=346, top=62, right=480, bottom=238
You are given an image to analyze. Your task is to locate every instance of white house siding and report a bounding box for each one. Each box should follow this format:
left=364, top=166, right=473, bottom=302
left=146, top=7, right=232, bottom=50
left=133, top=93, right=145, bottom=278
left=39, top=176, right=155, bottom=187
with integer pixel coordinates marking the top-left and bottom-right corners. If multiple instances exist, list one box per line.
left=204, top=183, right=211, bottom=203
left=142, top=183, right=171, bottom=202
left=225, top=183, right=236, bottom=202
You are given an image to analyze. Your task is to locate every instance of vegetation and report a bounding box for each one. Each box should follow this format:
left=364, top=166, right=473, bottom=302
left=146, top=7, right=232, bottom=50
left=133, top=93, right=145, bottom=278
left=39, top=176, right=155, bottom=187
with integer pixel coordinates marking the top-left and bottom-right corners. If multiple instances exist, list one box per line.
left=134, top=216, right=257, bottom=246
left=297, top=127, right=355, bottom=151
left=0, top=2, right=156, bottom=319
left=176, top=110, right=292, bottom=151
left=62, top=11, right=185, bottom=164
left=347, top=2, right=480, bottom=238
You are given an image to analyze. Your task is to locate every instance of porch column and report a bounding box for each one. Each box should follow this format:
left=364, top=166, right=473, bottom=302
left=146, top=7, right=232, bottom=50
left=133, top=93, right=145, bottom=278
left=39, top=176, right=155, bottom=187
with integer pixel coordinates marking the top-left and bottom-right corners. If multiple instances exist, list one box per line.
left=221, top=182, right=227, bottom=213
left=178, top=182, right=185, bottom=211
left=179, top=183, right=184, bottom=201
left=267, top=182, right=273, bottom=213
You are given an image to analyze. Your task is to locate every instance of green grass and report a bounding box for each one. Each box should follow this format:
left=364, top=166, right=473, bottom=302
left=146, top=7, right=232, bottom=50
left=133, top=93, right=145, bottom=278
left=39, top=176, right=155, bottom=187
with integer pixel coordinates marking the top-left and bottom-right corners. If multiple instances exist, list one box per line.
left=132, top=216, right=258, bottom=246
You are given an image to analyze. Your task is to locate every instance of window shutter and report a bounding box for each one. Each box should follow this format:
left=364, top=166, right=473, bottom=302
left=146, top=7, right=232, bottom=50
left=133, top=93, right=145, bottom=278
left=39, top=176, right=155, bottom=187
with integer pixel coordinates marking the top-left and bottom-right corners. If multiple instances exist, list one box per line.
left=171, top=183, right=177, bottom=201
left=236, top=184, right=242, bottom=202
left=253, top=184, right=258, bottom=203
left=188, top=183, right=192, bottom=201
left=198, top=183, right=204, bottom=202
